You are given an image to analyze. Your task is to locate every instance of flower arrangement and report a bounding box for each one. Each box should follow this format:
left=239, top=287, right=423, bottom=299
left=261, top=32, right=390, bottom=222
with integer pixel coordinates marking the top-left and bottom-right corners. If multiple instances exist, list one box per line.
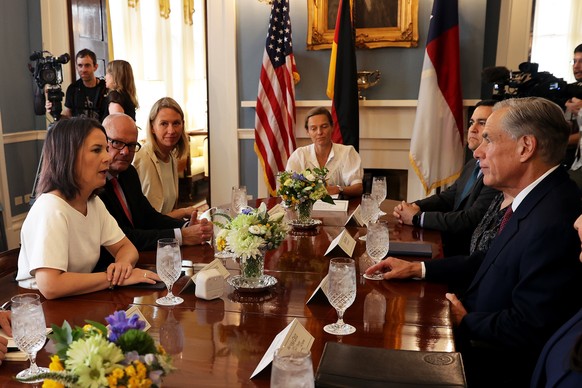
left=19, top=311, right=174, bottom=388
left=214, top=203, right=289, bottom=280
left=277, top=167, right=334, bottom=208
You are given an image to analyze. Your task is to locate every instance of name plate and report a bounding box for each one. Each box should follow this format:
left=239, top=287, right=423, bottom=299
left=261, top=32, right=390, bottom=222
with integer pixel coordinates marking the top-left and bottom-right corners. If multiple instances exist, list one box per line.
left=313, top=200, right=349, bottom=212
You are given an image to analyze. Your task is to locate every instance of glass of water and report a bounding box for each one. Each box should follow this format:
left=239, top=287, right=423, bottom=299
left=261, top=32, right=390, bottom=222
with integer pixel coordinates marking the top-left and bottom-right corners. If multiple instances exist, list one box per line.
left=11, top=293, right=50, bottom=382
left=231, top=185, right=247, bottom=216
left=156, top=238, right=184, bottom=306
left=364, top=222, right=390, bottom=280
left=371, top=176, right=387, bottom=215
left=324, top=258, right=357, bottom=335
left=271, top=347, right=314, bottom=388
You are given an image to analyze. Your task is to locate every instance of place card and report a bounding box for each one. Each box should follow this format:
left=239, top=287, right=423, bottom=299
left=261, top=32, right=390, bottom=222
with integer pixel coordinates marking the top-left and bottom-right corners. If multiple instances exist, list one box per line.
left=344, top=204, right=366, bottom=227
left=125, top=305, right=151, bottom=332
left=306, top=274, right=329, bottom=304
left=179, top=259, right=230, bottom=293
left=313, top=199, right=349, bottom=212
left=324, top=229, right=356, bottom=257
left=267, top=203, right=285, bottom=216
left=250, top=318, right=315, bottom=379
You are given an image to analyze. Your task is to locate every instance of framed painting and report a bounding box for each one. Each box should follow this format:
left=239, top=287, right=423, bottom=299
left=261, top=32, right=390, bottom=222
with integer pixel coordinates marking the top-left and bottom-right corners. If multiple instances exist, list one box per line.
left=307, top=0, right=419, bottom=50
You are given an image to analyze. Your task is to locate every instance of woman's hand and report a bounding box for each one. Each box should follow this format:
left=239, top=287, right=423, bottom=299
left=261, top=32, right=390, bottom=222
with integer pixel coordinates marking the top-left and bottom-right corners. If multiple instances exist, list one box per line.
left=124, top=268, right=161, bottom=286
left=106, top=261, right=134, bottom=286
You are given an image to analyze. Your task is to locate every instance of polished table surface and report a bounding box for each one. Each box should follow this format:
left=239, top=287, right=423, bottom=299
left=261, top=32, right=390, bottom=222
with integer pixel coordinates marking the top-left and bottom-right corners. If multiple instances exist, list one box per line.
left=0, top=199, right=452, bottom=387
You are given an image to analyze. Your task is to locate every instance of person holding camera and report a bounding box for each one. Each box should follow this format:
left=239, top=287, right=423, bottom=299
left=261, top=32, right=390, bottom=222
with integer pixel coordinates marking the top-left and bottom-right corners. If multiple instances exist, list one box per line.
left=45, top=48, right=108, bottom=121
left=566, top=44, right=582, bottom=190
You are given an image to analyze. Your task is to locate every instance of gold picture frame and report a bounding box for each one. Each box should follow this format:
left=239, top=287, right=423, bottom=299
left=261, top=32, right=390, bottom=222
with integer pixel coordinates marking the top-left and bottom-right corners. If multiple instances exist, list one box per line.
left=307, top=0, right=419, bottom=50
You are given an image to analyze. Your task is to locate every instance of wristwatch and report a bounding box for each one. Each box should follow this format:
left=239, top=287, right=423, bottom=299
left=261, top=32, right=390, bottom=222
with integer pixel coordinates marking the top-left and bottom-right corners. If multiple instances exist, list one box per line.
left=412, top=212, right=421, bottom=227
left=336, top=185, right=344, bottom=193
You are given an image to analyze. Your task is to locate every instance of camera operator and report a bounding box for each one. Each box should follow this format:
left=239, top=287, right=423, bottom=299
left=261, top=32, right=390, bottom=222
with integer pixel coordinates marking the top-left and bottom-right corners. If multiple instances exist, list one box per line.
left=566, top=44, right=582, bottom=190
left=46, top=49, right=107, bottom=121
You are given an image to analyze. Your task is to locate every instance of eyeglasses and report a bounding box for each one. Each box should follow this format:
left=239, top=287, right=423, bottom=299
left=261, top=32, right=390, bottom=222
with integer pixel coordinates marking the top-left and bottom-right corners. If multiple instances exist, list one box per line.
left=107, top=138, right=141, bottom=152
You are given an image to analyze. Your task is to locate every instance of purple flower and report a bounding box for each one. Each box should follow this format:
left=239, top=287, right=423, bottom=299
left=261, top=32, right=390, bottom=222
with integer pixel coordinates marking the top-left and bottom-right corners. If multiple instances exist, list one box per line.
left=149, top=369, right=164, bottom=384
left=241, top=207, right=253, bottom=215
left=105, top=311, right=146, bottom=342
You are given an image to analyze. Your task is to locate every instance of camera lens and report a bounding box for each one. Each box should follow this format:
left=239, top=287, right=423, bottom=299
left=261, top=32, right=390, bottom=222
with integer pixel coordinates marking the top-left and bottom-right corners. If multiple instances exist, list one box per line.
left=40, top=67, right=57, bottom=84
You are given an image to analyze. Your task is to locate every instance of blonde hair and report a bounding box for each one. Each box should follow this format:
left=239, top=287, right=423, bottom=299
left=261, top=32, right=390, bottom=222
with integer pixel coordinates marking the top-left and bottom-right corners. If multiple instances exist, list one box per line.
left=106, top=60, right=139, bottom=109
left=146, top=97, right=189, bottom=159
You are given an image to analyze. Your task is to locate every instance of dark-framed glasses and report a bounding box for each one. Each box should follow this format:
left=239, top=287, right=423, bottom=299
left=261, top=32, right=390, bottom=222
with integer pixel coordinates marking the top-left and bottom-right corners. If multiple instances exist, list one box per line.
left=107, top=138, right=141, bottom=152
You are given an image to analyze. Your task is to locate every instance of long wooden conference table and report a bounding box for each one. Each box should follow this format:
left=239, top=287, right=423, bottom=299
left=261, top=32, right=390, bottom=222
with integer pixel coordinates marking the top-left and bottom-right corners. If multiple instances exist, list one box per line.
left=0, top=199, right=453, bottom=387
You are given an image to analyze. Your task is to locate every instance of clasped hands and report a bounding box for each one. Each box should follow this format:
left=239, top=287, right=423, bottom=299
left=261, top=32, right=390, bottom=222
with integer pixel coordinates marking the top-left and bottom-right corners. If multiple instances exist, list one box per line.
left=181, top=209, right=213, bottom=245
left=365, top=257, right=467, bottom=326
left=393, top=201, right=420, bottom=225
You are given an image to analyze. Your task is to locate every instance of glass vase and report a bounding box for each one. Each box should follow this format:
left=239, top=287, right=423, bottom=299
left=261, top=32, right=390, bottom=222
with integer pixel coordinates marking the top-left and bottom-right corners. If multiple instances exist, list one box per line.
left=296, top=201, right=314, bottom=225
left=239, top=250, right=265, bottom=286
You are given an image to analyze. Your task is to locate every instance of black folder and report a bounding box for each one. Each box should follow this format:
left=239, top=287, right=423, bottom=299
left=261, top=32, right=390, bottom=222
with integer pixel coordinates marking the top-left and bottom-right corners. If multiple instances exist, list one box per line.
left=388, top=241, right=433, bottom=257
left=315, top=342, right=467, bottom=387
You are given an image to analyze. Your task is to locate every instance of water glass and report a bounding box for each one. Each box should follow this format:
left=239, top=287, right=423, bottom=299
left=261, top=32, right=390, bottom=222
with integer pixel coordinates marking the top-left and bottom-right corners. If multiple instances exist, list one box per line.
left=364, top=222, right=389, bottom=280
left=156, top=238, right=184, bottom=306
left=231, top=185, right=247, bottom=216
left=324, top=258, right=357, bottom=335
left=361, top=193, right=379, bottom=225
left=271, top=348, right=314, bottom=388
left=363, top=290, right=386, bottom=332
left=11, top=293, right=49, bottom=382
left=371, top=176, right=387, bottom=215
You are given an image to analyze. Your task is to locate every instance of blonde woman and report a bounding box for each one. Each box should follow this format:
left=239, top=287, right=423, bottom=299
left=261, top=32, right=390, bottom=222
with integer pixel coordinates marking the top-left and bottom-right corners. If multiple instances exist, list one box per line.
left=133, top=97, right=192, bottom=219
left=105, top=60, right=139, bottom=120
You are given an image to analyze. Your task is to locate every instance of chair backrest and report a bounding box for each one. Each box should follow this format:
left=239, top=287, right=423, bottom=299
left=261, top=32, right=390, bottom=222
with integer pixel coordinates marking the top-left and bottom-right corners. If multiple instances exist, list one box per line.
left=0, top=247, right=20, bottom=278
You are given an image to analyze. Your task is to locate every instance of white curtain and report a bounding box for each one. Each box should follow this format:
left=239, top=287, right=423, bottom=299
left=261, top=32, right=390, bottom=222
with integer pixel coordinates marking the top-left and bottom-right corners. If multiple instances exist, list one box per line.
left=531, top=0, right=582, bottom=83
left=108, top=0, right=208, bottom=136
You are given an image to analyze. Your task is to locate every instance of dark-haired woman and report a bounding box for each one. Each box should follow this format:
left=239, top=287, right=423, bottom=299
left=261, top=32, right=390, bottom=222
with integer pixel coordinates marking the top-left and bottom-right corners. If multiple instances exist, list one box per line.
left=16, top=118, right=159, bottom=299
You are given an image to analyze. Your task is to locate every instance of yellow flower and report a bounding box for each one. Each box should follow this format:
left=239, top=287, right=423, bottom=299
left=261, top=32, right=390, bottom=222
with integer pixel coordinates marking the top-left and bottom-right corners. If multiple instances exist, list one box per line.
left=42, top=379, right=64, bottom=388
left=135, top=361, right=147, bottom=379
left=48, top=355, right=64, bottom=371
left=125, top=364, right=136, bottom=377
left=112, top=367, right=125, bottom=379
left=107, top=374, right=118, bottom=388
left=157, top=344, right=167, bottom=355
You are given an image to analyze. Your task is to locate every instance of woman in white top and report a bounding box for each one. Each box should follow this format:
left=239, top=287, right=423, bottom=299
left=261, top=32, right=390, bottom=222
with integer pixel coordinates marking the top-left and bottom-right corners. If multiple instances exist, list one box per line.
left=286, top=106, right=363, bottom=197
left=133, top=97, right=192, bottom=219
left=16, top=118, right=160, bottom=299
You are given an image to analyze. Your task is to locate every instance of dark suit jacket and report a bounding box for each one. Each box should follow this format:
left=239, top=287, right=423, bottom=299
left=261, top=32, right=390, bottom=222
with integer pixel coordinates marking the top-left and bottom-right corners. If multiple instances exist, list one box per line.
left=97, top=166, right=184, bottom=264
left=531, top=308, right=582, bottom=387
left=414, top=159, right=499, bottom=255
left=425, top=167, right=582, bottom=384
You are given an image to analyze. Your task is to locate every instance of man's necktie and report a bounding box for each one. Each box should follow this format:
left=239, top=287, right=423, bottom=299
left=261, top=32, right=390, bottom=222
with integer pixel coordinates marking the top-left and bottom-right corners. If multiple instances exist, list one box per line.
left=497, top=206, right=513, bottom=235
left=111, top=177, right=133, bottom=226
left=457, top=162, right=481, bottom=207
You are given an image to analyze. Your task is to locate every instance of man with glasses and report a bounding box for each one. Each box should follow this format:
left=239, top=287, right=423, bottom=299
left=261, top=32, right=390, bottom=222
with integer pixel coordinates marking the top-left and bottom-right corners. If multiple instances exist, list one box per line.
left=393, top=100, right=499, bottom=255
left=95, top=113, right=212, bottom=270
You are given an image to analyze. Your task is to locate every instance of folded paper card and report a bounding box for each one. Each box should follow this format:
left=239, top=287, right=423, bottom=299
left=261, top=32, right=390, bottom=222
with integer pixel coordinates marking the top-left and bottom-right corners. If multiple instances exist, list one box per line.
left=324, top=229, right=356, bottom=257
left=313, top=200, right=348, bottom=212
left=251, top=318, right=314, bottom=379
left=315, top=342, right=467, bottom=387
left=388, top=241, right=433, bottom=257
left=344, top=204, right=366, bottom=227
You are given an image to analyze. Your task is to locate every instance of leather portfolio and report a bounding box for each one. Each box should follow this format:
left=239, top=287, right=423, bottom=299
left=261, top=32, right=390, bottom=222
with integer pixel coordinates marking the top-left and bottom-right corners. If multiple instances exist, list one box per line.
left=315, top=342, right=467, bottom=387
left=388, top=241, right=433, bottom=257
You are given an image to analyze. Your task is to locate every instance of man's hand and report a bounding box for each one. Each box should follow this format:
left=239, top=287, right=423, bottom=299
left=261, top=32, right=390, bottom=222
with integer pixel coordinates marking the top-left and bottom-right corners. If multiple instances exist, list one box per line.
left=566, top=97, right=582, bottom=116
left=364, top=257, right=423, bottom=280
left=445, top=293, right=467, bottom=326
left=0, top=310, right=11, bottom=337
left=182, top=217, right=213, bottom=245
left=393, top=201, right=420, bottom=225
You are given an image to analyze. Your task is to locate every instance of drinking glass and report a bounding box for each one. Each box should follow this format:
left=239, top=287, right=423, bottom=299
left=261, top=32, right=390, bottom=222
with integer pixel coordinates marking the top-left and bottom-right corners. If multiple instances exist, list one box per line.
left=270, top=348, right=314, bottom=388
left=371, top=176, right=387, bottom=216
left=211, top=208, right=235, bottom=261
left=11, top=293, right=49, bottom=382
left=156, top=238, right=184, bottom=306
left=359, top=193, right=379, bottom=241
left=363, top=222, right=389, bottom=280
left=231, top=185, right=247, bottom=216
left=324, top=258, right=357, bottom=335
left=363, top=290, right=386, bottom=333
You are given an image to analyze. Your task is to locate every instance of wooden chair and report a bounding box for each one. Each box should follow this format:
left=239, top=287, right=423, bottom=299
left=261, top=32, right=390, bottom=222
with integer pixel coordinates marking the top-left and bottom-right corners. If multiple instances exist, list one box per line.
left=0, top=247, right=19, bottom=279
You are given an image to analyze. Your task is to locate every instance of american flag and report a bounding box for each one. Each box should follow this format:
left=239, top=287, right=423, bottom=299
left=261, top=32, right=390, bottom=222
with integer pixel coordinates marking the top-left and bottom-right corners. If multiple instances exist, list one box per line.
left=254, top=0, right=299, bottom=196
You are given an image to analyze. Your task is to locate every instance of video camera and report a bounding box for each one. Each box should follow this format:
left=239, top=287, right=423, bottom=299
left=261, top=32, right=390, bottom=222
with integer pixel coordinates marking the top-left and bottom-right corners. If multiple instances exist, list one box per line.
left=28, top=51, right=70, bottom=120
left=482, top=62, right=582, bottom=108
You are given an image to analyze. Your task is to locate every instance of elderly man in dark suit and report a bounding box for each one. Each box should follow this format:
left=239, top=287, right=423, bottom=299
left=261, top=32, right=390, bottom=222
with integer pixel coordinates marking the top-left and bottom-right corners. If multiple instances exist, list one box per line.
left=368, top=97, right=582, bottom=386
left=394, top=100, right=499, bottom=255
left=96, top=113, right=212, bottom=268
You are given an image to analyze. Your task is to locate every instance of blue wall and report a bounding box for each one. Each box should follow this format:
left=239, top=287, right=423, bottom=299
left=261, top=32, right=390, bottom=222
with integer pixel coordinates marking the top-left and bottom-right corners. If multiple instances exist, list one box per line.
left=236, top=0, right=492, bottom=198
left=0, top=0, right=44, bottom=216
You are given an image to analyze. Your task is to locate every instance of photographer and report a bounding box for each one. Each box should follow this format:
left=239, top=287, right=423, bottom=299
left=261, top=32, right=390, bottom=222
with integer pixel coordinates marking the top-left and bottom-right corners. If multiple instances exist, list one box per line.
left=566, top=44, right=582, bottom=190
left=46, top=49, right=107, bottom=121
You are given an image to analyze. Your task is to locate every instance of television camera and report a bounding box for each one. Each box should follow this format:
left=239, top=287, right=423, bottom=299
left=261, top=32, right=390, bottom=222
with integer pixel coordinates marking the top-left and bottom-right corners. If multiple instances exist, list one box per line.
left=482, top=62, right=582, bottom=108
left=28, top=51, right=70, bottom=120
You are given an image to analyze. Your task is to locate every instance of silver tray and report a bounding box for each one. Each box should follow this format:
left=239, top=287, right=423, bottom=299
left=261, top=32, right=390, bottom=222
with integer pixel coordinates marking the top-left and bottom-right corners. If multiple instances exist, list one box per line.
left=227, top=274, right=278, bottom=292
left=288, top=219, right=322, bottom=230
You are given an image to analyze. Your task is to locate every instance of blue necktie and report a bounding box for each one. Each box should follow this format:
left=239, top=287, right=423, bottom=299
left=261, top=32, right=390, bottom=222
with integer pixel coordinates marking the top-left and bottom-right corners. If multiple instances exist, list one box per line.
left=458, top=162, right=481, bottom=205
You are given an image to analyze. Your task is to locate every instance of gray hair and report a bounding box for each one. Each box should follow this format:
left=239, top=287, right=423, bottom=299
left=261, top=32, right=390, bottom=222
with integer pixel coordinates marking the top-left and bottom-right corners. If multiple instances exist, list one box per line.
left=493, top=97, right=570, bottom=165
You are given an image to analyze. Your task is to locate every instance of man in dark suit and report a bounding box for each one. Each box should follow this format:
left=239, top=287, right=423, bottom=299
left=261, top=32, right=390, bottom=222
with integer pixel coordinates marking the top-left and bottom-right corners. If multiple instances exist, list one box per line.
left=97, top=113, right=212, bottom=267
left=394, top=100, right=499, bottom=255
left=368, top=97, right=582, bottom=386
